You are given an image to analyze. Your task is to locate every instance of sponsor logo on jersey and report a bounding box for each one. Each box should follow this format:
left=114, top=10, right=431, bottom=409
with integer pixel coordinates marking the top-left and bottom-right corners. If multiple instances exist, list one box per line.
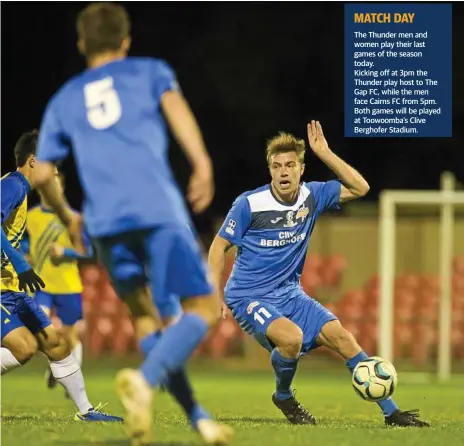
left=259, top=232, right=307, bottom=247
left=247, top=301, right=260, bottom=314
left=225, top=219, right=236, bottom=236
left=270, top=217, right=283, bottom=224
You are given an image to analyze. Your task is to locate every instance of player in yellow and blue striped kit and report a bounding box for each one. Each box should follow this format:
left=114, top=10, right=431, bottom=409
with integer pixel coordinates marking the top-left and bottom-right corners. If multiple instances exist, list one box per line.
left=23, top=171, right=93, bottom=393
left=1, top=131, right=122, bottom=422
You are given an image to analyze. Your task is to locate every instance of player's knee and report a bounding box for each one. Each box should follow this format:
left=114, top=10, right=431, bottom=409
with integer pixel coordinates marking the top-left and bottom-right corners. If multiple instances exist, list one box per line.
left=14, top=337, right=38, bottom=364
left=38, top=326, right=67, bottom=356
left=267, top=318, right=303, bottom=358
left=43, top=335, right=72, bottom=361
left=182, top=293, right=221, bottom=328
left=278, top=328, right=303, bottom=358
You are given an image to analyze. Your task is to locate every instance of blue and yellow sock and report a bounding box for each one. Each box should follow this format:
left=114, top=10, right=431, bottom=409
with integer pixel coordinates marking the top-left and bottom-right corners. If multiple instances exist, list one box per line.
left=271, top=348, right=298, bottom=400
left=346, top=351, right=399, bottom=417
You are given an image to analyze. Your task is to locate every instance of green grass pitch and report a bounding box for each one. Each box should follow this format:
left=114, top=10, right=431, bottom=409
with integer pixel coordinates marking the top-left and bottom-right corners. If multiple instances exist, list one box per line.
left=2, top=359, right=463, bottom=446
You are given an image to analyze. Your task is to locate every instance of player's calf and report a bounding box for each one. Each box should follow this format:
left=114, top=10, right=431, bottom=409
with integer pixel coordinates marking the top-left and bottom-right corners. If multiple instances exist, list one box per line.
left=137, top=293, right=220, bottom=392
left=316, top=319, right=361, bottom=360
left=264, top=318, right=316, bottom=424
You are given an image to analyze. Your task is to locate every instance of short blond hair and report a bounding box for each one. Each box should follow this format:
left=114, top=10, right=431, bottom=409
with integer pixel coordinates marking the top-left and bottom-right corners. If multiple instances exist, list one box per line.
left=266, top=132, right=306, bottom=165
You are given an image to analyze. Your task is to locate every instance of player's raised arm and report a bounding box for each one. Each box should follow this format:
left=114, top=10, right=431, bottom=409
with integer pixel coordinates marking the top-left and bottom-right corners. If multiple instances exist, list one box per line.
left=307, top=121, right=370, bottom=203
left=161, top=90, right=214, bottom=213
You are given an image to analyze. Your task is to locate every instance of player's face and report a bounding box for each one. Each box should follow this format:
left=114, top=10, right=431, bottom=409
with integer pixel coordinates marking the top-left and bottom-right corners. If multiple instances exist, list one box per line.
left=269, top=152, right=305, bottom=197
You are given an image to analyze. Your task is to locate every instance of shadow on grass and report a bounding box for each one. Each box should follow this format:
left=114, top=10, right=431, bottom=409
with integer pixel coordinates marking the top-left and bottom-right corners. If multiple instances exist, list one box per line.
left=2, top=415, right=71, bottom=423
left=219, top=416, right=290, bottom=424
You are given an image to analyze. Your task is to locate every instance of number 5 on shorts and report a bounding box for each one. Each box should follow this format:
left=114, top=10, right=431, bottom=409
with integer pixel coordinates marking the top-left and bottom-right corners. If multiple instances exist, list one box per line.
left=254, top=306, right=272, bottom=325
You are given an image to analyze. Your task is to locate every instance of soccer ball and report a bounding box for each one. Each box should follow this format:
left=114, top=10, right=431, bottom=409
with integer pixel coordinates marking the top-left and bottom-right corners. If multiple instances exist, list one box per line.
left=352, top=356, right=397, bottom=402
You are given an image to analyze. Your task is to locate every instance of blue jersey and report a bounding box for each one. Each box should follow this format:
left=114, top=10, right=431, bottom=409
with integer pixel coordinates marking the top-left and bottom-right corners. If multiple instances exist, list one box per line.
left=219, top=181, right=341, bottom=300
left=36, top=57, right=191, bottom=238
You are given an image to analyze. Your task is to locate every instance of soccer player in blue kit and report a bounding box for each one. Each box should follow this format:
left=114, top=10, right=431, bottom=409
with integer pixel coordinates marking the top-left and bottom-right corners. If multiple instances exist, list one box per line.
left=33, top=3, right=231, bottom=445
left=209, top=121, right=429, bottom=428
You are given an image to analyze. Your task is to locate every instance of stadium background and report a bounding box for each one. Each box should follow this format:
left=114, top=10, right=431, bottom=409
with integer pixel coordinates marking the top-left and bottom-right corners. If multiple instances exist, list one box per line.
left=1, top=2, right=464, bottom=371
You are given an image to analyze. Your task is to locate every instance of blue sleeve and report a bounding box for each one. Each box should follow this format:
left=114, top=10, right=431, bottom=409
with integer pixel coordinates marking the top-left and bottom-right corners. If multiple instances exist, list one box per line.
left=152, top=60, right=181, bottom=99
left=1, top=177, right=25, bottom=223
left=1, top=228, right=30, bottom=274
left=218, top=195, right=252, bottom=247
left=37, top=96, right=71, bottom=163
left=21, top=231, right=30, bottom=255
left=308, top=180, right=342, bottom=214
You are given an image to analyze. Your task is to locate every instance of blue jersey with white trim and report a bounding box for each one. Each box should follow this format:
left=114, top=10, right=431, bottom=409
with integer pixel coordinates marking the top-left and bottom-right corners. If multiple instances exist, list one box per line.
left=36, top=57, right=190, bottom=238
left=219, top=180, right=341, bottom=300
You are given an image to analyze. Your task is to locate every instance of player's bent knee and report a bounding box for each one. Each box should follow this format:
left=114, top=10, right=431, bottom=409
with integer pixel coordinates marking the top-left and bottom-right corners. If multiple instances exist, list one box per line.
left=267, top=318, right=303, bottom=358
left=36, top=326, right=67, bottom=356
left=42, top=335, right=72, bottom=361
left=181, top=293, right=221, bottom=328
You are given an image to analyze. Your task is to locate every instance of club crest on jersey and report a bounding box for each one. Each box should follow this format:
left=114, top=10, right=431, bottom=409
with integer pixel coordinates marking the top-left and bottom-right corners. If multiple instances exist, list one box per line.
left=296, top=205, right=309, bottom=222
left=283, top=211, right=297, bottom=228
left=247, top=301, right=260, bottom=314
left=283, top=205, right=309, bottom=228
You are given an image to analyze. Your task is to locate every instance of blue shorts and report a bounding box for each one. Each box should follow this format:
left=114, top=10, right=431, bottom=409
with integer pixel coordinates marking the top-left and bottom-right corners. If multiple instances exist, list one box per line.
left=1, top=291, right=52, bottom=340
left=227, top=284, right=337, bottom=355
left=35, top=291, right=83, bottom=326
left=94, top=226, right=212, bottom=314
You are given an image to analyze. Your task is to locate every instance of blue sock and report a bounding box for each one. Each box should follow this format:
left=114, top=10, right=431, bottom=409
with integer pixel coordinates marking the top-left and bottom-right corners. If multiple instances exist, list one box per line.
left=169, top=368, right=211, bottom=428
left=138, top=330, right=210, bottom=426
left=140, top=313, right=208, bottom=388
left=271, top=348, right=298, bottom=400
left=139, top=331, right=161, bottom=357
left=346, top=351, right=399, bottom=417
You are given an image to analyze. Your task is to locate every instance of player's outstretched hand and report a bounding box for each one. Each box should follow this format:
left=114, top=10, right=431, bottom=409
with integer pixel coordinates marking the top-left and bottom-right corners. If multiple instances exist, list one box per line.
left=18, top=269, right=45, bottom=293
left=49, top=244, right=65, bottom=265
left=187, top=168, right=215, bottom=214
left=307, top=120, right=330, bottom=156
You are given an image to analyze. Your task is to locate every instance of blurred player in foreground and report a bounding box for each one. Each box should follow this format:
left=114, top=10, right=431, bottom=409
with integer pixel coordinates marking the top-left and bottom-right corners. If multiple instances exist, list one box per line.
left=34, top=3, right=231, bottom=445
left=1, top=131, right=123, bottom=422
left=23, top=170, right=93, bottom=395
left=209, top=121, right=430, bottom=428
